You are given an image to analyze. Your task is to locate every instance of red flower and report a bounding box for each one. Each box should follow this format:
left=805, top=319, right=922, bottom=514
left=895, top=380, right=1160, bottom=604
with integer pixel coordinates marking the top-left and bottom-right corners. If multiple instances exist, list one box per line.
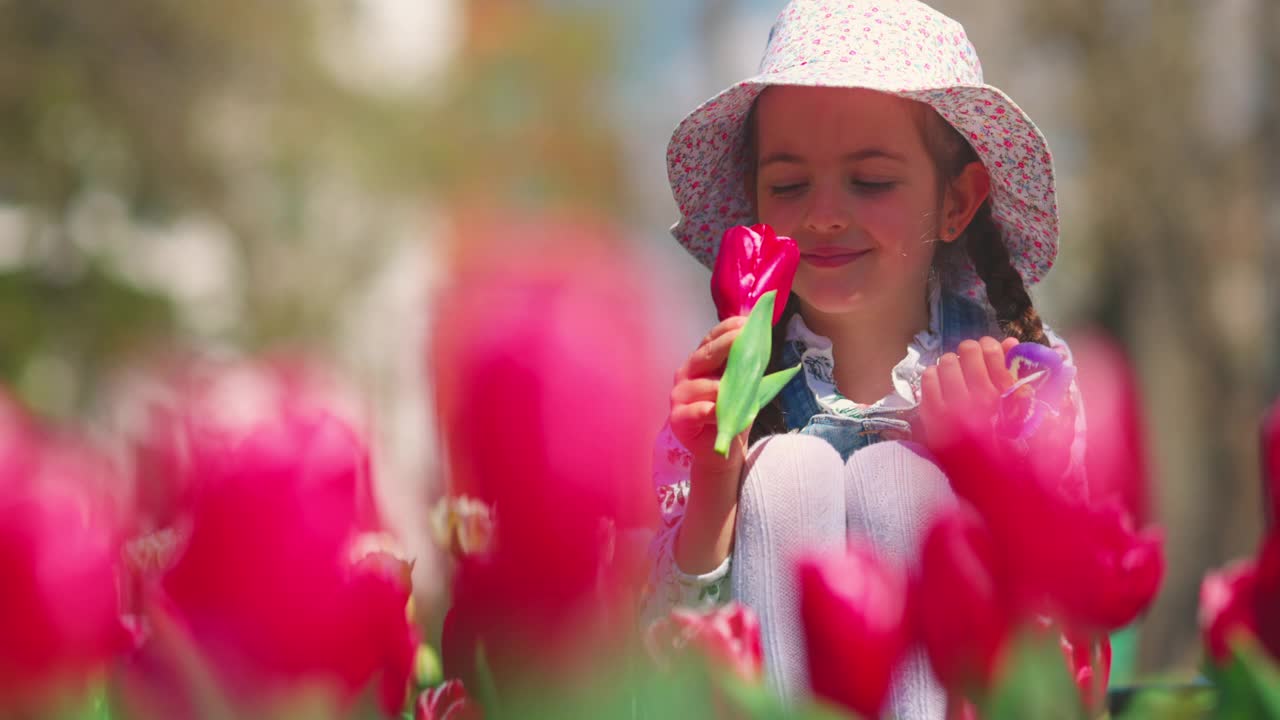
left=130, top=409, right=415, bottom=717
left=1253, top=531, right=1280, bottom=661
left=430, top=217, right=662, bottom=690
left=645, top=603, right=763, bottom=683
left=1263, top=398, right=1280, bottom=527
left=1058, top=628, right=1111, bottom=712
left=917, top=506, right=1010, bottom=693
left=1200, top=559, right=1259, bottom=663
left=711, top=224, right=799, bottom=325
left=416, top=679, right=482, bottom=720
left=798, top=541, right=910, bottom=718
left=0, top=403, right=128, bottom=710
left=928, top=337, right=1164, bottom=632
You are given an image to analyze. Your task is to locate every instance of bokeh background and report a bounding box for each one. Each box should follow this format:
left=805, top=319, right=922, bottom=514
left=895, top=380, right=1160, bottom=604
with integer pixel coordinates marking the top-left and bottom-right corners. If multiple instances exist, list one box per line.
left=2, top=0, right=1276, bottom=677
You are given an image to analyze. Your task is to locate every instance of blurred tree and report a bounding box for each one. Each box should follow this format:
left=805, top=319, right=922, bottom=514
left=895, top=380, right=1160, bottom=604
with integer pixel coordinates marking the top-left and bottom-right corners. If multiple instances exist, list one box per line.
left=0, top=0, right=627, bottom=419
left=1024, top=0, right=1276, bottom=669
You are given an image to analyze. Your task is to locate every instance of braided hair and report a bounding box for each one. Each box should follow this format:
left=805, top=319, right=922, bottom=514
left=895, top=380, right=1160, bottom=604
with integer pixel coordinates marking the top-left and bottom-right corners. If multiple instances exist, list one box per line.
left=919, top=108, right=1049, bottom=346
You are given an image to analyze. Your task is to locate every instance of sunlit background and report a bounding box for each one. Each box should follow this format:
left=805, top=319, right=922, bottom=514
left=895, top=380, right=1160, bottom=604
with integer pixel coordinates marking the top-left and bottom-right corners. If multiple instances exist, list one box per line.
left=2, top=0, right=1277, bottom=676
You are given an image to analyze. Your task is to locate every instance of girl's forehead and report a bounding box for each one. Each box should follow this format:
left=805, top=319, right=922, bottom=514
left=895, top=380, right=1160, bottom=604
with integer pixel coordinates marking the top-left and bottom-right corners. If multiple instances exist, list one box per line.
left=755, top=87, right=927, bottom=155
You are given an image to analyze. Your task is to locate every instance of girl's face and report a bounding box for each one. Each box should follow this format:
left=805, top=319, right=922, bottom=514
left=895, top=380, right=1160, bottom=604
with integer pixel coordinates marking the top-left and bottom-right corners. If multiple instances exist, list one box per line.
left=752, top=86, right=969, bottom=318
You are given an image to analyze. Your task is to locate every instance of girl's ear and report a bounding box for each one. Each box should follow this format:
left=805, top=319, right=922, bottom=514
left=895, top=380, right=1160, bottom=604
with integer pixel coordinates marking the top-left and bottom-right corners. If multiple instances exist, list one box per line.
left=941, top=160, right=991, bottom=242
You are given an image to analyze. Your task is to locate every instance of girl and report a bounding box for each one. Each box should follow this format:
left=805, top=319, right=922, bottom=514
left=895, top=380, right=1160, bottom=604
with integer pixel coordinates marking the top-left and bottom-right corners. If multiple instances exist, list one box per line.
left=642, top=0, right=1084, bottom=715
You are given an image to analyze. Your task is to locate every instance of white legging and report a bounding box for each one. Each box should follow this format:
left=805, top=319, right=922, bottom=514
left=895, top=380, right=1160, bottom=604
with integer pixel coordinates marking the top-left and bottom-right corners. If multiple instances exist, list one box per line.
left=731, top=433, right=956, bottom=719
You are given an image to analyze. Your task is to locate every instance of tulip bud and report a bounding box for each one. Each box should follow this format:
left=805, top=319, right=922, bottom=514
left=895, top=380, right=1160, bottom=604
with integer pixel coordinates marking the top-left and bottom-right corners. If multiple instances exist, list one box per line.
left=798, top=542, right=910, bottom=718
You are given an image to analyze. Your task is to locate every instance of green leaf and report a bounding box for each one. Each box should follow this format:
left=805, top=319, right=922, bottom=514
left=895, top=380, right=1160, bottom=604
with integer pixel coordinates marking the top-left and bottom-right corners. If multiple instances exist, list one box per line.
left=714, top=291, right=777, bottom=456
left=414, top=643, right=443, bottom=692
left=754, top=363, right=802, bottom=416
left=1208, top=638, right=1280, bottom=719
left=474, top=644, right=503, bottom=718
left=983, top=633, right=1087, bottom=720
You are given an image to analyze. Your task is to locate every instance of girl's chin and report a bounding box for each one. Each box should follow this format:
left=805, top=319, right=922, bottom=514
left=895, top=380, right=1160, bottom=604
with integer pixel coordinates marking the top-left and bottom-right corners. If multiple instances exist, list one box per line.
left=793, top=290, right=872, bottom=317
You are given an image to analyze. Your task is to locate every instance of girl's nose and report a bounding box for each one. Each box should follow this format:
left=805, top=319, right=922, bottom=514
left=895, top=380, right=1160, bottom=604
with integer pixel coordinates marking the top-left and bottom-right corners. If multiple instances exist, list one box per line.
left=803, top=181, right=851, bottom=236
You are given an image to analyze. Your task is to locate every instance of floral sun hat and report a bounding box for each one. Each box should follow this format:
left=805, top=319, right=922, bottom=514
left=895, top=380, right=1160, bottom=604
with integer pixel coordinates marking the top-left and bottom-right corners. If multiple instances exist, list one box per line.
left=667, top=0, right=1059, bottom=299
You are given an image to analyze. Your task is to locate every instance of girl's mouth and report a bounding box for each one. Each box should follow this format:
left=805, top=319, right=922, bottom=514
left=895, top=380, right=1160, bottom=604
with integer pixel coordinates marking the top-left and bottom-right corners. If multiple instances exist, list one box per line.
left=801, top=250, right=871, bottom=268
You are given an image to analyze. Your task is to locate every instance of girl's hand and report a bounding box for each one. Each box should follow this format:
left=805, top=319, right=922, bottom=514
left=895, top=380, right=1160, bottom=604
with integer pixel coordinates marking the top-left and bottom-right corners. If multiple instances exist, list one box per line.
left=670, top=316, right=753, bottom=575
left=920, top=337, right=1021, bottom=443
left=921, top=337, right=1077, bottom=476
left=670, top=316, right=751, bottom=482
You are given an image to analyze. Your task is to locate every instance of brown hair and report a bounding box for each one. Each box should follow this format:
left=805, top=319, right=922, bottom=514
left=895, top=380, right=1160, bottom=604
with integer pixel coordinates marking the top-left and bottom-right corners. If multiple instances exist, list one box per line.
left=915, top=107, right=1049, bottom=347
left=741, top=97, right=1048, bottom=444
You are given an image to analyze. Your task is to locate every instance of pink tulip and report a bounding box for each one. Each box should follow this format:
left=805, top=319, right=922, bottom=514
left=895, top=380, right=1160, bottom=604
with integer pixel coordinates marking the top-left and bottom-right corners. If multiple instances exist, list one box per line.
left=1058, top=627, right=1111, bottom=712
left=929, top=338, right=1164, bottom=633
left=416, top=679, right=482, bottom=720
left=711, top=224, right=799, bottom=325
left=1263, top=398, right=1280, bottom=527
left=0, top=400, right=128, bottom=710
left=645, top=603, right=764, bottom=683
left=127, top=408, right=415, bottom=718
left=917, top=506, right=1010, bottom=694
left=1200, top=559, right=1259, bottom=663
left=798, top=541, right=911, bottom=718
left=1254, top=530, right=1280, bottom=661
left=430, top=216, right=663, bottom=692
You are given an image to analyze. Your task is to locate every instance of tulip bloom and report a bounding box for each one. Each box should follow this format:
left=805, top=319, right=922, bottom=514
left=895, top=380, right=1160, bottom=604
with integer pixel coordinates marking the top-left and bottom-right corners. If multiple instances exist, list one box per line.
left=1058, top=628, right=1111, bottom=712
left=931, top=338, right=1164, bottom=633
left=798, top=542, right=911, bottom=718
left=416, top=679, right=482, bottom=720
left=1199, top=559, right=1259, bottom=664
left=430, top=218, right=662, bottom=692
left=0, top=457, right=128, bottom=709
left=1263, top=398, right=1280, bottom=527
left=711, top=224, right=799, bottom=325
left=917, top=506, right=1010, bottom=694
left=128, top=409, right=416, bottom=718
left=1253, top=531, right=1280, bottom=660
left=645, top=603, right=764, bottom=683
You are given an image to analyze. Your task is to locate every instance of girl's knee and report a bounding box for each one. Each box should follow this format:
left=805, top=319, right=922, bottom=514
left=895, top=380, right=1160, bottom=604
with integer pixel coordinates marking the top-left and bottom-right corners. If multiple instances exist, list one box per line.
left=846, top=439, right=943, bottom=476
left=739, top=433, right=842, bottom=510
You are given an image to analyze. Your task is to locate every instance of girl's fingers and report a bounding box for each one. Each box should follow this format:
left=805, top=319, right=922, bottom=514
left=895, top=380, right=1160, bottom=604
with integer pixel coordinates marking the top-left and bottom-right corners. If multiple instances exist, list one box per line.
left=936, top=352, right=971, bottom=406
left=684, top=327, right=744, bottom=380
left=700, top=316, right=748, bottom=348
left=1001, top=336, right=1020, bottom=353
left=980, top=336, right=1013, bottom=392
left=957, top=340, right=998, bottom=402
left=670, top=401, right=716, bottom=437
left=671, top=378, right=719, bottom=405
left=920, top=365, right=943, bottom=437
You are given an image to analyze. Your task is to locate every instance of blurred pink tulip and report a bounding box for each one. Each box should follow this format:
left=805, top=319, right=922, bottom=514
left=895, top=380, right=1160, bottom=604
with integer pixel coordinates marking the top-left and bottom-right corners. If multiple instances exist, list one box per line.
left=929, top=335, right=1164, bottom=633
left=1253, top=531, right=1280, bottom=661
left=1200, top=558, right=1260, bottom=666
left=127, top=407, right=414, bottom=718
left=430, top=215, right=663, bottom=691
left=798, top=541, right=910, bottom=718
left=0, top=397, right=129, bottom=710
left=645, top=602, right=764, bottom=684
left=1263, top=398, right=1280, bottom=527
left=917, top=506, right=1010, bottom=694
left=416, top=679, right=482, bottom=720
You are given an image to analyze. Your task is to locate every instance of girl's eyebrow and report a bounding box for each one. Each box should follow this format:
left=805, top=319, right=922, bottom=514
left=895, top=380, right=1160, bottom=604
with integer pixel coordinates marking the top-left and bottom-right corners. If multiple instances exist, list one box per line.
left=758, top=147, right=906, bottom=168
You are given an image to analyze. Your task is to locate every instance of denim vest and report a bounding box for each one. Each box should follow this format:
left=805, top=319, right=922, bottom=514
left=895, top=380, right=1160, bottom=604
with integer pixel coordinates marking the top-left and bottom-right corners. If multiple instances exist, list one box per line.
left=774, top=293, right=995, bottom=461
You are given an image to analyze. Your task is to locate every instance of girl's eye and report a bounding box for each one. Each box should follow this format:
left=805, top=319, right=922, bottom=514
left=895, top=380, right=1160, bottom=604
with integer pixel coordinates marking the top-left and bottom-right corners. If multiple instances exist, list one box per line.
left=852, top=180, right=897, bottom=193
left=768, top=182, right=808, bottom=197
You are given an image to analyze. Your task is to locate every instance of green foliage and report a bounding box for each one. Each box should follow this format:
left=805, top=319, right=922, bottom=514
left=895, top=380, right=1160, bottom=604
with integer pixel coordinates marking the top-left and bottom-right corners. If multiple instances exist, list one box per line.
left=715, top=290, right=777, bottom=455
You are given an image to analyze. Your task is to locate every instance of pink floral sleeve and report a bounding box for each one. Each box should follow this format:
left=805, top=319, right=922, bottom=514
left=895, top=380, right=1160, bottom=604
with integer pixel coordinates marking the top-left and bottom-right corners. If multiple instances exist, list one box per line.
left=638, top=421, right=732, bottom=627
